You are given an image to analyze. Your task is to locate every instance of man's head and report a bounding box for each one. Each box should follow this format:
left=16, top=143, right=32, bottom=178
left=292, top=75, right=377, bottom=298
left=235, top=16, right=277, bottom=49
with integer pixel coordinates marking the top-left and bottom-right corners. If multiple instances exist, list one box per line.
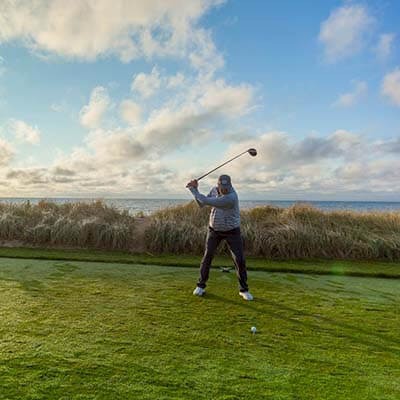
left=217, top=174, right=232, bottom=195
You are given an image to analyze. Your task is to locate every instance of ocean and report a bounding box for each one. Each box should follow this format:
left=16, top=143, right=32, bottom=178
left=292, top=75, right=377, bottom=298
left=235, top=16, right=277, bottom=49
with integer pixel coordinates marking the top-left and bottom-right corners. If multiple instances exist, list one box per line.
left=1, top=198, right=400, bottom=215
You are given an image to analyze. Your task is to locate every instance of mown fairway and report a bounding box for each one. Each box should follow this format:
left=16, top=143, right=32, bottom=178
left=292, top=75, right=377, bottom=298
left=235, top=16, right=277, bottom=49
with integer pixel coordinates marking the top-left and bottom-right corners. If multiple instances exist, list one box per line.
left=0, top=257, right=399, bottom=399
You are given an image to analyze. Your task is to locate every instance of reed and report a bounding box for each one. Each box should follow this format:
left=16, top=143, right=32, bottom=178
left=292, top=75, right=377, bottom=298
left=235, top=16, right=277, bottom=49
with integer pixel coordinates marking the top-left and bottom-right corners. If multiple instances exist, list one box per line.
left=0, top=200, right=136, bottom=250
left=1, top=200, right=400, bottom=260
left=145, top=202, right=400, bottom=260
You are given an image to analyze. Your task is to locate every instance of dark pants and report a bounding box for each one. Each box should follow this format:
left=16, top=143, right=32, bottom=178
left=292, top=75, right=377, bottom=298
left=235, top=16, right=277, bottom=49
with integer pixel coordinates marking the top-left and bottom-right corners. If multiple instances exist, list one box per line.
left=197, top=227, right=249, bottom=292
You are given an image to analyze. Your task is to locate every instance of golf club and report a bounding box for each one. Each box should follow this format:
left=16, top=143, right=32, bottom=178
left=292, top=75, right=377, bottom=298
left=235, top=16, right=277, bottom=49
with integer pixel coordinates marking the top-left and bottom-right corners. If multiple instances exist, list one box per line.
left=195, top=148, right=257, bottom=182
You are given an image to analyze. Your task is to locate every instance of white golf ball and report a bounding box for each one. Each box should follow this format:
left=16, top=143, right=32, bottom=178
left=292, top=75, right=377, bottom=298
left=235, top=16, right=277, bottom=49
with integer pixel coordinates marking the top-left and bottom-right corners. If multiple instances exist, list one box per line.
left=251, top=326, right=257, bottom=334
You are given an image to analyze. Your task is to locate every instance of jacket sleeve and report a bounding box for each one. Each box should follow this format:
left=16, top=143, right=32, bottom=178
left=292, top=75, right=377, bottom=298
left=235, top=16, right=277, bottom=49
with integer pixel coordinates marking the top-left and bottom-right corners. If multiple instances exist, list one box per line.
left=189, top=187, right=234, bottom=209
left=194, top=188, right=214, bottom=208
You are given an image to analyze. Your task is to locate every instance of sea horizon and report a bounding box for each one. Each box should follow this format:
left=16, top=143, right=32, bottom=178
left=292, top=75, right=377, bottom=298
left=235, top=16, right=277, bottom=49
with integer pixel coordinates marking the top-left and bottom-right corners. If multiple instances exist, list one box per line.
left=1, top=197, right=400, bottom=215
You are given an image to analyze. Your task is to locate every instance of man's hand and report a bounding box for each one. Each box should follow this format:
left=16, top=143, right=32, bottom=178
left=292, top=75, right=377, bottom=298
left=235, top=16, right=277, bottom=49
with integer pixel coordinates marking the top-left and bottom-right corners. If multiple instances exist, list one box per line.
left=186, top=179, right=198, bottom=189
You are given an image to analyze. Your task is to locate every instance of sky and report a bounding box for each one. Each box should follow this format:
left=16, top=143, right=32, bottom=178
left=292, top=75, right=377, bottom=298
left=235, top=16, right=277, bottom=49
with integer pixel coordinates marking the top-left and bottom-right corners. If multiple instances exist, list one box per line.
left=0, top=0, right=399, bottom=201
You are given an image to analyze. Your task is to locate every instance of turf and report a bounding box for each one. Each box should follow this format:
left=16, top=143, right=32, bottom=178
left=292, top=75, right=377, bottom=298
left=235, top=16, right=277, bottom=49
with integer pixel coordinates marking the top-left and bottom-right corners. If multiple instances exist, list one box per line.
left=0, top=246, right=399, bottom=278
left=0, top=257, right=399, bottom=399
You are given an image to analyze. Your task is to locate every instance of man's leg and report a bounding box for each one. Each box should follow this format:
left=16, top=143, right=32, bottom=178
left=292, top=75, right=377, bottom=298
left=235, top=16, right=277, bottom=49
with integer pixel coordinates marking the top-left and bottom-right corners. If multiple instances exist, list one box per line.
left=197, top=228, right=222, bottom=289
left=225, top=229, right=249, bottom=292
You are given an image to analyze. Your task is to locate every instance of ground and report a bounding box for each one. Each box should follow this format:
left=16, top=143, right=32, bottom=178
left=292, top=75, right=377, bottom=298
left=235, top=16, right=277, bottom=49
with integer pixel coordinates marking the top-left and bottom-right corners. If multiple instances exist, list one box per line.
left=0, top=256, right=399, bottom=399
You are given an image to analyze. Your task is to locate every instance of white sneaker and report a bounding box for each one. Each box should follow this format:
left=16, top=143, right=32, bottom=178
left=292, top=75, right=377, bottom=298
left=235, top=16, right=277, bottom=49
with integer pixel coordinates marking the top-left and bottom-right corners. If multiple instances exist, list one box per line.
left=193, top=286, right=206, bottom=296
left=239, top=291, right=254, bottom=301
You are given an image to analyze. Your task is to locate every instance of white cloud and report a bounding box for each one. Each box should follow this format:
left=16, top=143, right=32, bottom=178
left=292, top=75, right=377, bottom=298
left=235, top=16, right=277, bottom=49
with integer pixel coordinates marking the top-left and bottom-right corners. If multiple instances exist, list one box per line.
left=84, top=129, right=145, bottom=163
left=224, top=130, right=361, bottom=175
left=198, top=79, right=253, bottom=116
left=375, top=137, right=400, bottom=153
left=80, top=86, right=110, bottom=128
left=334, top=158, right=400, bottom=190
left=136, top=78, right=254, bottom=151
left=120, top=100, right=142, bottom=125
left=375, top=33, right=395, bottom=60
left=333, top=81, right=367, bottom=107
left=6, top=167, right=49, bottom=185
left=9, top=119, right=41, bottom=144
left=0, top=0, right=224, bottom=73
left=319, top=4, right=375, bottom=62
left=189, top=28, right=224, bottom=76
left=131, top=67, right=161, bottom=98
left=382, top=68, right=400, bottom=106
left=3, top=125, right=400, bottom=198
left=138, top=105, right=210, bottom=151
left=167, top=72, right=185, bottom=89
left=0, top=137, right=14, bottom=166
left=212, top=130, right=365, bottom=195
left=335, top=162, right=366, bottom=182
left=209, top=131, right=400, bottom=198
left=47, top=129, right=147, bottom=191
left=43, top=73, right=256, bottom=184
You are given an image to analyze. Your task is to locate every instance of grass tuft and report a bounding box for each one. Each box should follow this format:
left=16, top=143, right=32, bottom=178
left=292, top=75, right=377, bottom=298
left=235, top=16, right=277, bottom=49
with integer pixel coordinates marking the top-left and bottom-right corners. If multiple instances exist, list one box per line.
left=1, top=200, right=400, bottom=260
left=0, top=200, right=136, bottom=250
left=145, top=202, right=400, bottom=260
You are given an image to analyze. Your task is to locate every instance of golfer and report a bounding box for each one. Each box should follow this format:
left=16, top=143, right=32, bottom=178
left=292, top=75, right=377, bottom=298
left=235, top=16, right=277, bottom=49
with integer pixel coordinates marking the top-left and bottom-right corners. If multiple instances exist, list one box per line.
left=186, top=175, right=253, bottom=300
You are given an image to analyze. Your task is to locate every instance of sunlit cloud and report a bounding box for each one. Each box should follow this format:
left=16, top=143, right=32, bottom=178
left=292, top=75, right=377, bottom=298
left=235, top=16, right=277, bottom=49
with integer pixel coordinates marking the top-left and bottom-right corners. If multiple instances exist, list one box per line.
left=0, top=0, right=225, bottom=73
left=80, top=86, right=111, bottom=129
left=120, top=100, right=142, bottom=125
left=8, top=119, right=41, bottom=145
left=131, top=67, right=161, bottom=98
left=382, top=67, right=400, bottom=106
left=319, top=4, right=375, bottom=62
left=0, top=138, right=14, bottom=166
left=375, top=33, right=395, bottom=60
left=333, top=81, right=367, bottom=108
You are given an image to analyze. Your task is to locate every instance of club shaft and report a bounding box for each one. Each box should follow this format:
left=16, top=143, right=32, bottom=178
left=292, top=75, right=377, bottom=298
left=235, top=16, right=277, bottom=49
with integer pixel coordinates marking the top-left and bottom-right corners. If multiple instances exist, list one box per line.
left=196, top=150, right=249, bottom=181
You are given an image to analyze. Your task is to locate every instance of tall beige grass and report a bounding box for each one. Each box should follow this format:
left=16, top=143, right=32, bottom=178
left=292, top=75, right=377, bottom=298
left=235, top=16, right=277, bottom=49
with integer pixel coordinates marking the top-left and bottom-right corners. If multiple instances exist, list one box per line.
left=144, top=202, right=209, bottom=254
left=145, top=202, right=400, bottom=260
left=0, top=200, right=136, bottom=250
left=1, top=200, right=400, bottom=260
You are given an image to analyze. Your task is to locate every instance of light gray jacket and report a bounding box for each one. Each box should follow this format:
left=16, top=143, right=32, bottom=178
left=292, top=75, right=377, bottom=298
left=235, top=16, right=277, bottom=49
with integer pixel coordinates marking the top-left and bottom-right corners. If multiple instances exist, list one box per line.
left=189, top=186, right=240, bottom=231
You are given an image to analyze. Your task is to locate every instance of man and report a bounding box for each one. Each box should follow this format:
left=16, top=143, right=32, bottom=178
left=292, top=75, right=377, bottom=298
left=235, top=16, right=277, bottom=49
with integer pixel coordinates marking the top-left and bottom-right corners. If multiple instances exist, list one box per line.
left=186, top=175, right=253, bottom=301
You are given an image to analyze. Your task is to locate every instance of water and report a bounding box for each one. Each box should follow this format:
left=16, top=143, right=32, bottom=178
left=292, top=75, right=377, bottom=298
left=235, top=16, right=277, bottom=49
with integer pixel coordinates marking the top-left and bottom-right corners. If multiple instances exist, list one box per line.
left=1, top=198, right=400, bottom=215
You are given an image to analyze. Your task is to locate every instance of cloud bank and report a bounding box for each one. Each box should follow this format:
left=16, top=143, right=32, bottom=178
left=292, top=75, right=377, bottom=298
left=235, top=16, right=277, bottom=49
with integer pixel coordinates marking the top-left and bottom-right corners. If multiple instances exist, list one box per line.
left=0, top=0, right=224, bottom=72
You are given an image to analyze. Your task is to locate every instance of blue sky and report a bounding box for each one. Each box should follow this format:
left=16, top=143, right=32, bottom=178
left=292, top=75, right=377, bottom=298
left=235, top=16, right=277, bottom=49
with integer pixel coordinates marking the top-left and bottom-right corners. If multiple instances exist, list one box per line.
left=0, top=0, right=399, bottom=200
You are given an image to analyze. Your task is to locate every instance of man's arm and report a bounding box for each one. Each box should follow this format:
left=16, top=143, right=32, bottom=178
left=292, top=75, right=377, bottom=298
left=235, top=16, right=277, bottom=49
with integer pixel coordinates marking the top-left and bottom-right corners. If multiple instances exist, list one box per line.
left=194, top=187, right=214, bottom=208
left=189, top=187, right=234, bottom=209
left=186, top=179, right=234, bottom=209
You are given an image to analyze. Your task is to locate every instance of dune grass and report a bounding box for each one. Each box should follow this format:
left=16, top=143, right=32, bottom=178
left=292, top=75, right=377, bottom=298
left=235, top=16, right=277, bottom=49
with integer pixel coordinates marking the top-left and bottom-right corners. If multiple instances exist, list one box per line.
left=0, top=200, right=135, bottom=250
left=1, top=200, right=400, bottom=261
left=0, top=257, right=399, bottom=399
left=146, top=202, right=400, bottom=260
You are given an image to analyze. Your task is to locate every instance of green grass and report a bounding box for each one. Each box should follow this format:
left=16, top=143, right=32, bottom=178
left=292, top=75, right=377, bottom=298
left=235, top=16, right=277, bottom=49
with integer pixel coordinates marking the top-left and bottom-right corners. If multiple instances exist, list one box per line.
left=0, top=257, right=399, bottom=399
left=0, top=246, right=399, bottom=279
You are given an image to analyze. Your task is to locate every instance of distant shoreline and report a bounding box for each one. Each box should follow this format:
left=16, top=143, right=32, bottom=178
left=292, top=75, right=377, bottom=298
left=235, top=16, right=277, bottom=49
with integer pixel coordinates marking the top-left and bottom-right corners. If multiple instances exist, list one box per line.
left=0, top=197, right=400, bottom=214
left=1, top=197, right=400, bottom=203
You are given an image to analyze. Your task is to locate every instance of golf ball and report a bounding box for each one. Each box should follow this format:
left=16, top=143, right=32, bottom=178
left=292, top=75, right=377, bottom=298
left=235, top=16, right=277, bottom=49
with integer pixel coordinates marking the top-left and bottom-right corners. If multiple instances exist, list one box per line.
left=251, top=326, right=257, bottom=334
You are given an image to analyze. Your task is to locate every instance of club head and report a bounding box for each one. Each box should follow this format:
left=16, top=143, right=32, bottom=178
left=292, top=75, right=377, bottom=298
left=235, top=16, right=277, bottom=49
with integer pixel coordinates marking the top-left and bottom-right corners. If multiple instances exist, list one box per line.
left=248, top=148, right=257, bottom=157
